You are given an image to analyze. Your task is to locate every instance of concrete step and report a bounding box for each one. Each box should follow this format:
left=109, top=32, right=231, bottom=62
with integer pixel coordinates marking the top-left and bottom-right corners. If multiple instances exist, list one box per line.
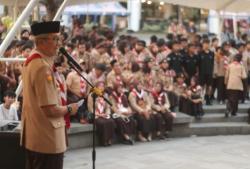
left=192, top=113, right=248, bottom=123
left=190, top=122, right=250, bottom=136
left=67, top=112, right=193, bottom=149
left=203, top=103, right=249, bottom=114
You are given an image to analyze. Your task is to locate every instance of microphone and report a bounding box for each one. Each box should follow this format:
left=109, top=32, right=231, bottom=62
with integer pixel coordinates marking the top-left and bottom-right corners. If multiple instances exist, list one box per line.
left=59, top=47, right=83, bottom=72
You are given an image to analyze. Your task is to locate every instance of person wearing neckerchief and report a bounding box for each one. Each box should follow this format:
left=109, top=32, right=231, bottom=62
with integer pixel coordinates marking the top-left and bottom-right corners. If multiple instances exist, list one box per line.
left=149, top=82, right=175, bottom=139
left=109, top=83, right=136, bottom=145
left=128, top=80, right=154, bottom=142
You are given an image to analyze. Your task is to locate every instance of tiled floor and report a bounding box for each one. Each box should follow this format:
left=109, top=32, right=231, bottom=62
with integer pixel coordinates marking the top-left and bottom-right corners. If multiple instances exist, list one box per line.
left=64, top=135, right=250, bottom=169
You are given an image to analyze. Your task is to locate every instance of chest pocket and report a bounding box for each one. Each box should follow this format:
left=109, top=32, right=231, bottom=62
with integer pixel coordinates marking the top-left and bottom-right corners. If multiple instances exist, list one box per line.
left=49, top=117, right=65, bottom=129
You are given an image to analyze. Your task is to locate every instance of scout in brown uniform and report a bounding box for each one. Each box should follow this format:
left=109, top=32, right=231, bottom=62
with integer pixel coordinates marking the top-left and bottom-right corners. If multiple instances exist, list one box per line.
left=87, top=81, right=116, bottom=146
left=66, top=59, right=88, bottom=123
left=117, top=40, right=137, bottom=65
left=237, top=43, right=249, bottom=102
left=155, top=38, right=171, bottom=64
left=157, top=58, right=176, bottom=90
left=87, top=63, right=106, bottom=87
left=173, top=73, right=191, bottom=115
left=187, top=77, right=204, bottom=119
left=140, top=57, right=158, bottom=93
left=127, top=62, right=143, bottom=88
left=21, top=21, right=79, bottom=169
left=128, top=80, right=154, bottom=142
left=110, top=83, right=136, bottom=145
left=157, top=58, right=177, bottom=111
left=225, top=54, right=247, bottom=117
left=149, top=82, right=174, bottom=138
left=72, top=41, right=93, bottom=73
left=66, top=64, right=88, bottom=101
left=214, top=45, right=229, bottom=104
left=134, top=40, right=153, bottom=67
left=91, top=42, right=111, bottom=69
left=106, top=59, right=127, bottom=91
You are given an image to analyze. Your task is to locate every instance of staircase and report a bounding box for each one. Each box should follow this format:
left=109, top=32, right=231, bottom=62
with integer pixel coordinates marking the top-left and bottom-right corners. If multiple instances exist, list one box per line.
left=67, top=103, right=250, bottom=149
left=189, top=103, right=250, bottom=136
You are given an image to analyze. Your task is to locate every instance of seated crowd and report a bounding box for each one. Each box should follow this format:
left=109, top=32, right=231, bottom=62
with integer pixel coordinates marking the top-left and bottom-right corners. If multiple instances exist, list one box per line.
left=0, top=23, right=250, bottom=146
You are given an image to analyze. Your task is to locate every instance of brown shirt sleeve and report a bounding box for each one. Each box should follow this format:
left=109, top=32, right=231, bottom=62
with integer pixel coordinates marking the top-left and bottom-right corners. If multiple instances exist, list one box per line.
left=33, top=65, right=58, bottom=107
left=128, top=92, right=144, bottom=114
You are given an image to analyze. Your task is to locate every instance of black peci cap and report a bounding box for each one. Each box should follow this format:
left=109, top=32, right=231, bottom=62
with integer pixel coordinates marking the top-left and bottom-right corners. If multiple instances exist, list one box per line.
left=31, top=21, right=60, bottom=36
left=95, top=63, right=106, bottom=72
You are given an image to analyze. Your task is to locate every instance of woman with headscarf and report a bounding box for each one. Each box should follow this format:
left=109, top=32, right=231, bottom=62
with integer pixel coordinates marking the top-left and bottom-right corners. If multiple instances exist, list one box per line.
left=128, top=80, right=154, bottom=142
left=110, top=83, right=136, bottom=145
left=87, top=81, right=116, bottom=146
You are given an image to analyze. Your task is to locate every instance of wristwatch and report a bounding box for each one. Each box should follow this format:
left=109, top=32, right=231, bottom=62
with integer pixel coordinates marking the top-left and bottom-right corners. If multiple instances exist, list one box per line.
left=67, top=105, right=73, bottom=115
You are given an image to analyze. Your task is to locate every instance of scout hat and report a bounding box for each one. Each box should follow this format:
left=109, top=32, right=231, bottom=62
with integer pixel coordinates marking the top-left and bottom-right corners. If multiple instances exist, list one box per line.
left=31, top=21, right=60, bottom=36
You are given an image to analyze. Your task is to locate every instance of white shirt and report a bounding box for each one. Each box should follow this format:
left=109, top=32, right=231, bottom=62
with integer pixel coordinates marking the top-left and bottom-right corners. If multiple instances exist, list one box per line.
left=0, top=104, right=19, bottom=121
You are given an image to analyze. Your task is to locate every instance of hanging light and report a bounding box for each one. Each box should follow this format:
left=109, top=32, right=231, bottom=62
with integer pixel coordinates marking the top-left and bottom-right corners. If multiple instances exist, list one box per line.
left=141, top=0, right=146, bottom=3
left=147, top=0, right=152, bottom=5
left=160, top=1, right=165, bottom=5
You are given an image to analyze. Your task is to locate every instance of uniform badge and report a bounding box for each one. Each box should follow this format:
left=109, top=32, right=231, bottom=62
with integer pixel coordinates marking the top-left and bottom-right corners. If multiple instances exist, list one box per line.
left=46, top=71, right=53, bottom=82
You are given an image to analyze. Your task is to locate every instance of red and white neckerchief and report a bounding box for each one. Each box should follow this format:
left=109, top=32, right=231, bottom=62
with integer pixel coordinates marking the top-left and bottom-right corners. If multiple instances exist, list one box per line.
left=24, top=53, right=41, bottom=66
left=53, top=66, right=71, bottom=129
left=165, top=70, right=176, bottom=77
left=136, top=56, right=143, bottom=65
left=113, top=54, right=119, bottom=61
left=223, top=55, right=229, bottom=70
left=112, top=91, right=123, bottom=108
left=152, top=90, right=165, bottom=106
left=132, top=89, right=144, bottom=99
left=96, top=97, right=105, bottom=114
left=190, top=85, right=198, bottom=93
left=112, top=91, right=123, bottom=104
left=157, top=92, right=165, bottom=106
left=80, top=77, right=87, bottom=96
left=178, top=82, right=187, bottom=89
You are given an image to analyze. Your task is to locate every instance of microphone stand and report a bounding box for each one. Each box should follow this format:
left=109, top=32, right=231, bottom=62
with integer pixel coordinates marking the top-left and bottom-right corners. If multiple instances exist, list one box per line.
left=67, top=61, right=112, bottom=169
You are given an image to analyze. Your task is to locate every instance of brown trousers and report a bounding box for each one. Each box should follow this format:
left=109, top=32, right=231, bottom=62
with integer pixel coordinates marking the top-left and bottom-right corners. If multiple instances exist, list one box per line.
left=25, top=149, right=64, bottom=169
left=227, top=90, right=241, bottom=115
left=96, top=117, right=116, bottom=145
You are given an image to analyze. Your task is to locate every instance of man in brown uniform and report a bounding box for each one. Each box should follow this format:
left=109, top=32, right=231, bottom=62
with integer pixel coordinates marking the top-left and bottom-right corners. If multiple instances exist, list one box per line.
left=72, top=41, right=93, bottom=73
left=21, top=21, right=79, bottom=169
left=106, top=59, right=127, bottom=91
left=225, top=54, right=247, bottom=117
left=91, top=42, right=111, bottom=69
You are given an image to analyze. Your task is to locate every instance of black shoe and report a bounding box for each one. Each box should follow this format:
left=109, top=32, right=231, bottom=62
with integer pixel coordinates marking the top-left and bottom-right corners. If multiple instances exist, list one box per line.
left=128, top=138, right=134, bottom=145
left=164, top=132, right=170, bottom=138
left=157, top=134, right=166, bottom=140
left=205, top=95, right=209, bottom=105
left=231, top=113, right=237, bottom=116
left=208, top=99, right=212, bottom=105
left=205, top=95, right=212, bottom=105
left=225, top=111, right=229, bottom=118
left=123, top=139, right=133, bottom=145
